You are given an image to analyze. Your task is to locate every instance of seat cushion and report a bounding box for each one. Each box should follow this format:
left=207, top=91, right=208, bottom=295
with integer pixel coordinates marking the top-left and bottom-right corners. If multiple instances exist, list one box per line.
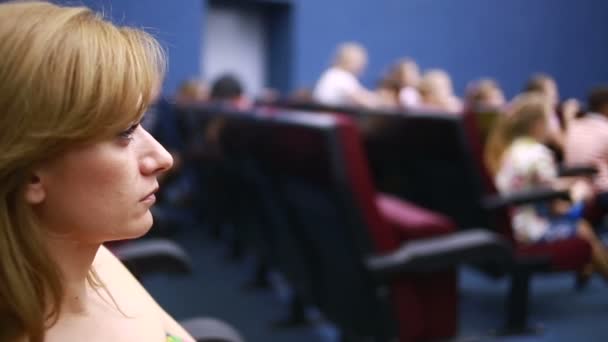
left=376, top=193, right=456, bottom=241
left=517, top=237, right=591, bottom=271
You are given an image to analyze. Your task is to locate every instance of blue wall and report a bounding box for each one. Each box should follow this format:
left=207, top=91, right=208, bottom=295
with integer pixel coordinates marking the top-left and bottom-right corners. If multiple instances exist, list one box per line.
left=65, top=0, right=607, bottom=99
left=293, top=0, right=608, bottom=100
left=73, top=0, right=204, bottom=95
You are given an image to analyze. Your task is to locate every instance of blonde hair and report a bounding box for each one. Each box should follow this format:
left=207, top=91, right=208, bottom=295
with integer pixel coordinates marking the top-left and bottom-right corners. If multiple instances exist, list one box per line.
left=0, top=1, right=165, bottom=341
left=484, top=93, right=551, bottom=175
left=419, top=69, right=453, bottom=98
left=465, top=78, right=502, bottom=108
left=333, top=42, right=367, bottom=72
left=176, top=78, right=208, bottom=104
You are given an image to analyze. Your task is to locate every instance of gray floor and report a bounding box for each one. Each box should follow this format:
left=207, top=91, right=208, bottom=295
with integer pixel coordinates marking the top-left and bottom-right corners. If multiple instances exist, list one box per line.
left=143, top=226, right=608, bottom=342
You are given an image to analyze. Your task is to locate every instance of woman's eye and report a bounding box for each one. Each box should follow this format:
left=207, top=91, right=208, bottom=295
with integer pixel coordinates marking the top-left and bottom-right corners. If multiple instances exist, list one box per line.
left=118, top=123, right=140, bottom=141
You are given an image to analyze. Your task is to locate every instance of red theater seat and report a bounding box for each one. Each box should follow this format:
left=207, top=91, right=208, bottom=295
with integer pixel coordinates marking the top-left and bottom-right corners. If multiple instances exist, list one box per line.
left=218, top=111, right=508, bottom=341
left=357, top=110, right=590, bottom=335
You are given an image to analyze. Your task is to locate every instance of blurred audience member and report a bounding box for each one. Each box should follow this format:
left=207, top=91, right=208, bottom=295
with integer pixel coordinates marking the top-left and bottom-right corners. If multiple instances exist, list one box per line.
left=375, top=77, right=402, bottom=108
left=524, top=74, right=579, bottom=150
left=390, top=58, right=422, bottom=108
left=485, top=94, right=608, bottom=280
left=419, top=69, right=462, bottom=113
left=313, top=42, right=378, bottom=107
left=465, top=78, right=506, bottom=110
left=565, top=86, right=608, bottom=193
left=210, top=73, right=251, bottom=110
left=202, top=74, right=250, bottom=157
left=525, top=73, right=560, bottom=108
left=175, top=78, right=209, bottom=106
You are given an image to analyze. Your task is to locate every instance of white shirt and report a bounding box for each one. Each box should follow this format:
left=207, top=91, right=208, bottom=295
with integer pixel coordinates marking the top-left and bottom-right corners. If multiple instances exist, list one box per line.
left=399, top=86, right=421, bottom=108
left=313, top=67, right=363, bottom=106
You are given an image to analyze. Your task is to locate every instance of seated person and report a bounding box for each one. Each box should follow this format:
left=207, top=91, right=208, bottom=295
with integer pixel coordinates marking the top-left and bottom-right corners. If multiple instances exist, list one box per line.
left=175, top=79, right=209, bottom=106
left=0, top=2, right=194, bottom=341
left=523, top=73, right=580, bottom=152
left=485, top=94, right=608, bottom=280
left=464, top=78, right=506, bottom=110
left=418, top=69, right=462, bottom=113
left=375, top=76, right=402, bottom=109
left=565, top=86, right=608, bottom=206
left=208, top=73, right=251, bottom=110
left=385, top=58, right=422, bottom=108
left=313, top=42, right=378, bottom=107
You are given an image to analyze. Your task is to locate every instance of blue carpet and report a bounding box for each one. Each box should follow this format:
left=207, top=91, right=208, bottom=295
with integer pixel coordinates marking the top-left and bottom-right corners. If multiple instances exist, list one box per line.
left=143, top=225, right=608, bottom=342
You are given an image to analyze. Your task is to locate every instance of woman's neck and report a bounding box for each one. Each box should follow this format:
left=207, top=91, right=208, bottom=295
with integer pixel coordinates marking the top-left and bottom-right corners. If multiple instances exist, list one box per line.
left=45, top=236, right=101, bottom=314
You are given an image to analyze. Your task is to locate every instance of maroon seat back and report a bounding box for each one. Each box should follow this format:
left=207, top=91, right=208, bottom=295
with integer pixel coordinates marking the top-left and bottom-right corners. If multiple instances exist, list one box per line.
left=256, top=112, right=456, bottom=341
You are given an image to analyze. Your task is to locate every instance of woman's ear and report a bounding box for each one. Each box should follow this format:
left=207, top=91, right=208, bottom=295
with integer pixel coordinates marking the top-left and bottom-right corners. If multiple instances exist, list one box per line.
left=23, top=172, right=46, bottom=204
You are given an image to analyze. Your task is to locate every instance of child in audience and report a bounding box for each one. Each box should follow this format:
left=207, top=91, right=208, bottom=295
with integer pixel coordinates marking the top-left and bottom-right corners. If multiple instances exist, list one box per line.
left=313, top=42, right=378, bottom=107
left=419, top=69, right=462, bottom=113
left=485, top=94, right=608, bottom=281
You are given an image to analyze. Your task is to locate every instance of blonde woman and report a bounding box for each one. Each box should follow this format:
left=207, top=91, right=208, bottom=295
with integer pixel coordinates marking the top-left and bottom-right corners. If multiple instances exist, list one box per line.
left=0, top=2, right=195, bottom=341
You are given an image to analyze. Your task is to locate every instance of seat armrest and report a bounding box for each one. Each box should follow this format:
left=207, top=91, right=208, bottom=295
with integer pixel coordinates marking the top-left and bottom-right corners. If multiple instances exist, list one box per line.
left=180, top=317, right=244, bottom=342
left=112, top=239, right=192, bottom=278
left=365, top=229, right=512, bottom=279
left=482, top=188, right=570, bottom=211
left=558, top=165, right=598, bottom=177
left=376, top=193, right=455, bottom=240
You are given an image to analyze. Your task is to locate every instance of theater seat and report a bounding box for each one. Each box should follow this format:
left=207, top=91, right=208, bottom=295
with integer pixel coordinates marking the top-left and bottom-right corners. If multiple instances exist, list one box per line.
left=358, top=111, right=592, bottom=335
left=181, top=317, right=245, bottom=342
left=110, top=238, right=192, bottom=279
left=217, top=111, right=510, bottom=341
left=516, top=238, right=591, bottom=272
left=376, top=192, right=456, bottom=240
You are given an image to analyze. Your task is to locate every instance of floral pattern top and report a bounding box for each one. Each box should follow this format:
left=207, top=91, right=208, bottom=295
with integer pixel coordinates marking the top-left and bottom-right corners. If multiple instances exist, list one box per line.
left=166, top=334, right=186, bottom=342
left=495, top=137, right=558, bottom=243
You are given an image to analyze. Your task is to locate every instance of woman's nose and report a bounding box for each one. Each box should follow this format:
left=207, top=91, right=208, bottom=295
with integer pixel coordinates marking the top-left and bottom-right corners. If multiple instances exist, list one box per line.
left=139, top=128, right=174, bottom=176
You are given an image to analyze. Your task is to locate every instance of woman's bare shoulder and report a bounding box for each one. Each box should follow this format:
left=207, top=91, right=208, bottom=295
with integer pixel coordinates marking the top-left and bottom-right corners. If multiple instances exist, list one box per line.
left=93, top=245, right=195, bottom=340
left=93, top=246, right=129, bottom=286
left=92, top=245, right=155, bottom=312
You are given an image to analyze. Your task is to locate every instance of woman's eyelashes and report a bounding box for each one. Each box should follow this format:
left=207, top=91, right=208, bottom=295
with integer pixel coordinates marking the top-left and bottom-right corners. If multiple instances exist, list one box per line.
left=118, top=122, right=140, bottom=142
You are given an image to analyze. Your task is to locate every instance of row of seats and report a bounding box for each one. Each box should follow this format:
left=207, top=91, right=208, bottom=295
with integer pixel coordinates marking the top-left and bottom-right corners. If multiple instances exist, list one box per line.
left=165, top=99, right=597, bottom=341
left=173, top=104, right=502, bottom=341
left=277, top=103, right=594, bottom=331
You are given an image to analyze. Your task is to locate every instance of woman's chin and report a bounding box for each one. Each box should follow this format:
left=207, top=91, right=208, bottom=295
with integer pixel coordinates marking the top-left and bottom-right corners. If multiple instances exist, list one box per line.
left=111, top=212, right=155, bottom=241
left=132, top=212, right=155, bottom=238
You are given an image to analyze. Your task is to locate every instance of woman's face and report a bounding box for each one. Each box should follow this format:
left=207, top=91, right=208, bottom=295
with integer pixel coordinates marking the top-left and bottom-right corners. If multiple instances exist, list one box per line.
left=27, top=122, right=173, bottom=244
